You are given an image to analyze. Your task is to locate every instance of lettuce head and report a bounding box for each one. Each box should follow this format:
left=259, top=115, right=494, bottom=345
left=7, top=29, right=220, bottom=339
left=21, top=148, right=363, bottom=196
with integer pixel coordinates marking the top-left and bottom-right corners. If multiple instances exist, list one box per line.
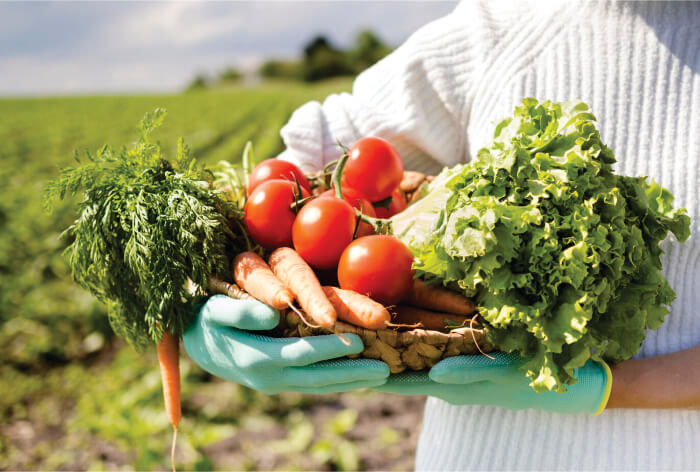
left=391, top=98, right=690, bottom=392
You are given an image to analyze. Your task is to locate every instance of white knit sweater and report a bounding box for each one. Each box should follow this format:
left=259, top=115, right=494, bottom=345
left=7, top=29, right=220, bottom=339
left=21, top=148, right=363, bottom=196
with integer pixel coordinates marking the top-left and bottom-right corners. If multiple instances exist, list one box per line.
left=278, top=1, right=700, bottom=469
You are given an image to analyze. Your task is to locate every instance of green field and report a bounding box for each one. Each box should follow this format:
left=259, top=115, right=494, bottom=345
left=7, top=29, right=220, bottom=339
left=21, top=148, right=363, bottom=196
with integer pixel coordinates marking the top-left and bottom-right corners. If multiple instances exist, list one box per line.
left=0, top=80, right=423, bottom=470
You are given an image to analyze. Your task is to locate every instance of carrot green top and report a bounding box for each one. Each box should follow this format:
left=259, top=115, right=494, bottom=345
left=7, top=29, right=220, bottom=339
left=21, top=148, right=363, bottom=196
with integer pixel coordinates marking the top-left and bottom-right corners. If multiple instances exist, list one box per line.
left=44, top=109, right=247, bottom=348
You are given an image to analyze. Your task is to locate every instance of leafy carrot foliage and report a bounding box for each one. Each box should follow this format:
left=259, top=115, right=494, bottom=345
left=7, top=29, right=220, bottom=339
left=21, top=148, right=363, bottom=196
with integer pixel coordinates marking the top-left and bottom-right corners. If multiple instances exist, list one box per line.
left=44, top=109, right=246, bottom=349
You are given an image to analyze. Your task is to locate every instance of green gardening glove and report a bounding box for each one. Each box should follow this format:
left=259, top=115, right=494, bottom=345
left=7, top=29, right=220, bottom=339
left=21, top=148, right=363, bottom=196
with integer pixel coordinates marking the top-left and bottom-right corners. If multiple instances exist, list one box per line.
left=374, top=352, right=612, bottom=415
left=184, top=295, right=390, bottom=394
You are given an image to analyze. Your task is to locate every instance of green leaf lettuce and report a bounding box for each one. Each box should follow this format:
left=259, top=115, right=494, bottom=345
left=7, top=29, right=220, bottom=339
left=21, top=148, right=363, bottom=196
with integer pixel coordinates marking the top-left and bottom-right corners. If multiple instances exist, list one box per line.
left=391, top=98, right=690, bottom=392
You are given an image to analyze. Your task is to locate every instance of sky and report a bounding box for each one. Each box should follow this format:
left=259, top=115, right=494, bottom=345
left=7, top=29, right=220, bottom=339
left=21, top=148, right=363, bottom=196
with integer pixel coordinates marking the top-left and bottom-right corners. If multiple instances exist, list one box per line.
left=0, top=1, right=457, bottom=96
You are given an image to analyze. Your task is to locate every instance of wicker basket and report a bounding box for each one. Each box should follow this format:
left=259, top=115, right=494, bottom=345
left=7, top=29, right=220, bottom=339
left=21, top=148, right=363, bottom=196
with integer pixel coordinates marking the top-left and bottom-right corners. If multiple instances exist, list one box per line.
left=208, top=277, right=495, bottom=374
left=274, top=309, right=494, bottom=374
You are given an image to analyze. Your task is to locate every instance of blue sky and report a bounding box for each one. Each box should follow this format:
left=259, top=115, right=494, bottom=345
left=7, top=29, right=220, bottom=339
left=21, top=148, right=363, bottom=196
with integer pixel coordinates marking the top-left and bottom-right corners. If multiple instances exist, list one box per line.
left=0, top=1, right=456, bottom=96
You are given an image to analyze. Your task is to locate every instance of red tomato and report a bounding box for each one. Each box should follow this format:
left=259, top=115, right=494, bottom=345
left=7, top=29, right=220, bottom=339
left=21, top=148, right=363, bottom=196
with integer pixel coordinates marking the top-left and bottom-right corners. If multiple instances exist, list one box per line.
left=374, top=188, right=407, bottom=218
left=338, top=235, right=414, bottom=305
left=247, top=159, right=311, bottom=197
left=341, top=137, right=404, bottom=202
left=292, top=196, right=356, bottom=269
left=244, top=180, right=310, bottom=250
left=320, top=187, right=376, bottom=237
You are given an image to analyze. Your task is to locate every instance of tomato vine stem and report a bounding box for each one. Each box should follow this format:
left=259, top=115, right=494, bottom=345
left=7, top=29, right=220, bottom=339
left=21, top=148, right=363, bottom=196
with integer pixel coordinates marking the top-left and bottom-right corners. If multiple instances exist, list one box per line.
left=330, top=144, right=393, bottom=235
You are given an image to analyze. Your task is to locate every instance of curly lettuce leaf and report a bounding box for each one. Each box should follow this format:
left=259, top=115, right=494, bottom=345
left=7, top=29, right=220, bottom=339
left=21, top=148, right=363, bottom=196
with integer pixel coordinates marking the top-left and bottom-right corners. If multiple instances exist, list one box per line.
left=392, top=98, right=690, bottom=392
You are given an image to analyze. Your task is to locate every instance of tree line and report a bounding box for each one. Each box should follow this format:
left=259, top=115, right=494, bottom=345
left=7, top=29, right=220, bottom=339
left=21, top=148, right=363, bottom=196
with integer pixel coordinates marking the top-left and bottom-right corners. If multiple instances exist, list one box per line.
left=187, top=30, right=392, bottom=90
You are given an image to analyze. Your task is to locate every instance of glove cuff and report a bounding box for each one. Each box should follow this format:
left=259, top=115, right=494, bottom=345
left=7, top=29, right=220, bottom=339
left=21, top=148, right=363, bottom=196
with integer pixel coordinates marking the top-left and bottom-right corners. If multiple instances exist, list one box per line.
left=563, top=359, right=613, bottom=415
left=592, top=360, right=613, bottom=416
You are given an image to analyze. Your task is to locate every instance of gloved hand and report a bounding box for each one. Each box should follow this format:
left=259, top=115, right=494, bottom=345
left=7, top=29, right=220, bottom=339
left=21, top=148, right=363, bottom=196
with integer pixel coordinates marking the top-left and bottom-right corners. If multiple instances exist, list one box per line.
left=374, top=353, right=612, bottom=415
left=183, top=295, right=390, bottom=394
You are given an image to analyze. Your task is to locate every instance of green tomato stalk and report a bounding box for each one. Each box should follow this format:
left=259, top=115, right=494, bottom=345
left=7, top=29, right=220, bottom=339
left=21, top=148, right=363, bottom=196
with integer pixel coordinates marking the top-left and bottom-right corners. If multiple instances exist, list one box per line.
left=330, top=150, right=393, bottom=235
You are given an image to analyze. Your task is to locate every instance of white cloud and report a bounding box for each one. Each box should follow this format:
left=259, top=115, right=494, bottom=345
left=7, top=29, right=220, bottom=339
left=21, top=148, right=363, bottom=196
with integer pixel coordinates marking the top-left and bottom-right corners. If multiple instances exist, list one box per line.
left=0, top=1, right=457, bottom=95
left=101, top=2, right=246, bottom=49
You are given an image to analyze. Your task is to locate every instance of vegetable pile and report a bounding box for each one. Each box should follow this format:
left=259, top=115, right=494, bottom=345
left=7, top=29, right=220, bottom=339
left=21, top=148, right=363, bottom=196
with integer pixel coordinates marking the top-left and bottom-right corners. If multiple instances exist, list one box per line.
left=392, top=98, right=691, bottom=392
left=244, top=136, right=420, bottom=306
left=236, top=135, right=476, bottom=332
left=44, top=97, right=691, bottom=461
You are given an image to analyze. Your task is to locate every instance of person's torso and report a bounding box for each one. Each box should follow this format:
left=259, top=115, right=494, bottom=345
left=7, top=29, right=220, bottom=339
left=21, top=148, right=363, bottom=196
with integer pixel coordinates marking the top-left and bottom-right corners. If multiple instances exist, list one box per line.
left=464, top=0, right=700, bottom=360
left=416, top=2, right=700, bottom=470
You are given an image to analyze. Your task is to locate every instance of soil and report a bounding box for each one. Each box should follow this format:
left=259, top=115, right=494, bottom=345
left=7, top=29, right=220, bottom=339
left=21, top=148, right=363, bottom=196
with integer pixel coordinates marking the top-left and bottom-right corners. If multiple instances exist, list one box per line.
left=199, top=392, right=426, bottom=471
left=1, top=387, right=426, bottom=471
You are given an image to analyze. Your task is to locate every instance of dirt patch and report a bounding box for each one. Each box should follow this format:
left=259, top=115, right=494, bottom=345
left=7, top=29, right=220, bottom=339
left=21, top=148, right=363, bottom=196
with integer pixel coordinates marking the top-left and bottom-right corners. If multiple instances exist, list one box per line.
left=1, top=362, right=427, bottom=471
left=200, top=391, right=426, bottom=471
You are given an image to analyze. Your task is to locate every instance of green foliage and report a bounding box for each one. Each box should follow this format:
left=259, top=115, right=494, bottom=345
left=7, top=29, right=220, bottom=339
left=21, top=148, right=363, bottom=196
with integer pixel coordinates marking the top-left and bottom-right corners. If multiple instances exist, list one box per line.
left=393, top=98, right=691, bottom=392
left=259, top=30, right=393, bottom=83
left=214, top=142, right=255, bottom=207
left=45, top=109, right=248, bottom=348
left=70, top=348, right=178, bottom=468
left=378, top=426, right=401, bottom=445
left=219, top=67, right=242, bottom=83
left=186, top=74, right=209, bottom=92
left=310, top=409, right=360, bottom=471
left=259, top=60, right=304, bottom=81
left=187, top=68, right=243, bottom=92
left=348, top=30, right=392, bottom=72
left=301, top=36, right=355, bottom=82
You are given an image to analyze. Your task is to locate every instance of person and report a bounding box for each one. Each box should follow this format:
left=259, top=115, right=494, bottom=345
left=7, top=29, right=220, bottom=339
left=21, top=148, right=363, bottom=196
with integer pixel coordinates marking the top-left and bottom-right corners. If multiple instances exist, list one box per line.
left=184, top=1, right=700, bottom=469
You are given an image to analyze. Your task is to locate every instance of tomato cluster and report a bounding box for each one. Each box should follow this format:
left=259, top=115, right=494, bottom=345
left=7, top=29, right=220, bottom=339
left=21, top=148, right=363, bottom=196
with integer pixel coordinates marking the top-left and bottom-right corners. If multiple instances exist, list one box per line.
left=243, top=136, right=414, bottom=305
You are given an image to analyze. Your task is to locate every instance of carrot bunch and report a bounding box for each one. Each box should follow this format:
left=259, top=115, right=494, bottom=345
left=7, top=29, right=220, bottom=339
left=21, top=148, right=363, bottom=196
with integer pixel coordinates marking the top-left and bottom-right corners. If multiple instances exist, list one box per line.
left=224, top=248, right=476, bottom=334
left=44, top=110, right=250, bottom=472
left=226, top=141, right=478, bottom=334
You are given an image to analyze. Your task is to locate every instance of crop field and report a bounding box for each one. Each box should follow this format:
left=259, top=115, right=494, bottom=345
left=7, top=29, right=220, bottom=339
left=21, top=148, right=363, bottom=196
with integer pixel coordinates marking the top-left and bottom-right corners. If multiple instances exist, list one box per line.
left=0, top=80, right=424, bottom=470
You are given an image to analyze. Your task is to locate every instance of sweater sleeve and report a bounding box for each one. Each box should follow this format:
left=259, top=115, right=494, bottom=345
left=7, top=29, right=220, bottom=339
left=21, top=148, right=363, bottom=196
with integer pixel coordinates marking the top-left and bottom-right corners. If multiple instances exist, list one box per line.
left=277, top=3, right=489, bottom=175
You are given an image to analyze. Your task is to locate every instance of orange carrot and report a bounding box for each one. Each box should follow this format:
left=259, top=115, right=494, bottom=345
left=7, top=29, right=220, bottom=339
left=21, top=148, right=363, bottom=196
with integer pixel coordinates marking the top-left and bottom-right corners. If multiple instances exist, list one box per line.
left=207, top=276, right=254, bottom=301
left=233, top=251, right=294, bottom=310
left=323, top=286, right=390, bottom=329
left=399, top=170, right=427, bottom=192
left=269, top=247, right=336, bottom=328
left=405, top=279, right=476, bottom=315
left=157, top=331, right=180, bottom=472
left=391, top=305, right=474, bottom=331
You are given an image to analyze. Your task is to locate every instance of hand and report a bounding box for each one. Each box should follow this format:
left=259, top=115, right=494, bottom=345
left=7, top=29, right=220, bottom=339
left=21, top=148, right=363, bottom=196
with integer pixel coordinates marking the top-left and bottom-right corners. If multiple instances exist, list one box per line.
left=374, top=353, right=611, bottom=415
left=183, top=295, right=390, bottom=394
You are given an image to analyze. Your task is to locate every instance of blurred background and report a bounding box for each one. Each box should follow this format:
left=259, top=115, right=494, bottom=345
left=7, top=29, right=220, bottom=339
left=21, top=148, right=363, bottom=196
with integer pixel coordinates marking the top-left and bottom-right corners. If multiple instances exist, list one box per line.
left=0, top=1, right=455, bottom=470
